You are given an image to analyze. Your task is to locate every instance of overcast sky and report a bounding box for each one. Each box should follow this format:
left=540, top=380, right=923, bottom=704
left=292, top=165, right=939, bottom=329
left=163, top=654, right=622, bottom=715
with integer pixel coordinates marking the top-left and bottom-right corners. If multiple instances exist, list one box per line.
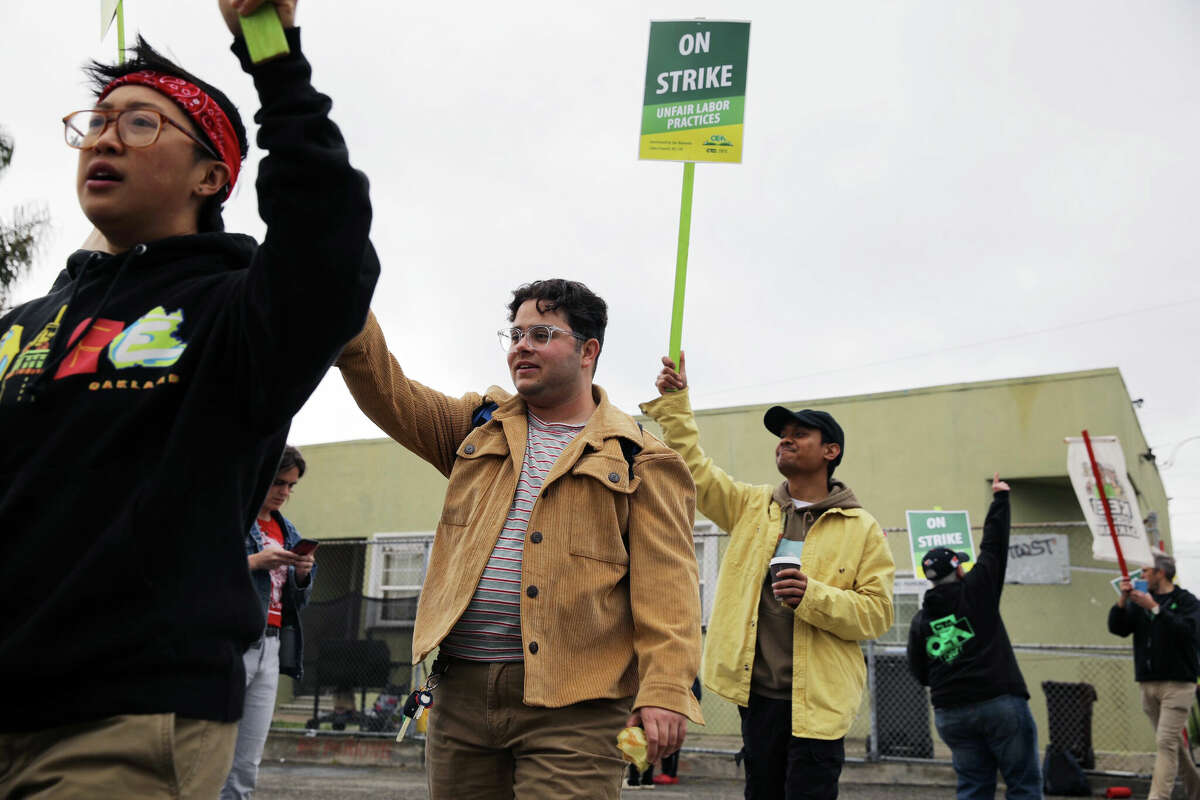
left=3, top=1, right=1198, bottom=565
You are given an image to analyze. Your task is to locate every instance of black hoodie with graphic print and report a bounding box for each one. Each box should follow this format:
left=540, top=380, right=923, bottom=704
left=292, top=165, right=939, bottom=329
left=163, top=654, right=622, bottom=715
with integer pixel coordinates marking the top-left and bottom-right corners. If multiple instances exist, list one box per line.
left=906, top=491, right=1029, bottom=709
left=0, top=30, right=378, bottom=731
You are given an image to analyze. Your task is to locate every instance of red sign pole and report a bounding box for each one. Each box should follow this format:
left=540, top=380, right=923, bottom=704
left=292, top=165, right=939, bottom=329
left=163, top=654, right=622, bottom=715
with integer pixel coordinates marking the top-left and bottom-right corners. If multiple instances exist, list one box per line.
left=1082, top=429, right=1129, bottom=580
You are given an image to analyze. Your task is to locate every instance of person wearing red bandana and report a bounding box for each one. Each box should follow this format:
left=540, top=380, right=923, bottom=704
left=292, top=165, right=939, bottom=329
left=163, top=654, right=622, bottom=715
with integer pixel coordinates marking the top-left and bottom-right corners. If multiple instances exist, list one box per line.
left=0, top=1, right=378, bottom=797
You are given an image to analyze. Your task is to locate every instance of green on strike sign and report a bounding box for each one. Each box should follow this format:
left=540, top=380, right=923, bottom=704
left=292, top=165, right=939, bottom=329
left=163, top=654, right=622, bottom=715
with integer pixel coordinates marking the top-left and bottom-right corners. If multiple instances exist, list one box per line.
left=906, top=510, right=977, bottom=577
left=639, top=20, right=750, bottom=163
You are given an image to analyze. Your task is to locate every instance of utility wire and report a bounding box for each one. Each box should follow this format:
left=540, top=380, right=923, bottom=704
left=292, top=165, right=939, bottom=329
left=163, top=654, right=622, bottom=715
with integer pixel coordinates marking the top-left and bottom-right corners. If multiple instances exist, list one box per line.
left=691, top=296, right=1200, bottom=402
left=1160, top=435, right=1200, bottom=469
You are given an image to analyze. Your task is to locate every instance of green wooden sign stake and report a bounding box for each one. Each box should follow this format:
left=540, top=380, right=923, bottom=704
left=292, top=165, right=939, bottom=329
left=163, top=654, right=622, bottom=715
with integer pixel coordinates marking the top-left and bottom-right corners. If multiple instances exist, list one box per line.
left=669, top=161, right=695, bottom=365
left=116, top=0, right=125, bottom=62
left=240, top=4, right=290, bottom=64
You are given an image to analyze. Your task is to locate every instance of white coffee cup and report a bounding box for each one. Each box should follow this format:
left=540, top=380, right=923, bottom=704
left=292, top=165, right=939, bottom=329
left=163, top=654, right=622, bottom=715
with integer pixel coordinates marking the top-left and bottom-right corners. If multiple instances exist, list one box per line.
left=769, top=555, right=803, bottom=600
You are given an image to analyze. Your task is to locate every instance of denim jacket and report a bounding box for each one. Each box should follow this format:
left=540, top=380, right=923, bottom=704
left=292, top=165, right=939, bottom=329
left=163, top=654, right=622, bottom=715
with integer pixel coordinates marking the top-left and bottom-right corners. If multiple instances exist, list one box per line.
left=246, top=510, right=315, bottom=678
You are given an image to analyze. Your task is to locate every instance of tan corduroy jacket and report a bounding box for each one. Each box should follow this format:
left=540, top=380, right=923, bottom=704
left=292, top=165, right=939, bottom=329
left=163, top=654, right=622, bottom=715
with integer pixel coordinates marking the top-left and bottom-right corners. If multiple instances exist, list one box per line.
left=336, top=312, right=704, bottom=722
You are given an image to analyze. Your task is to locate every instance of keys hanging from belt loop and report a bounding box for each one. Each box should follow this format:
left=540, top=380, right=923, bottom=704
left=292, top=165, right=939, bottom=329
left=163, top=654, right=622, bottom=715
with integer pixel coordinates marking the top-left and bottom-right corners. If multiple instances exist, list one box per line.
left=396, top=690, right=422, bottom=742
left=411, top=680, right=437, bottom=724
left=395, top=673, right=441, bottom=742
left=413, top=689, right=434, bottom=720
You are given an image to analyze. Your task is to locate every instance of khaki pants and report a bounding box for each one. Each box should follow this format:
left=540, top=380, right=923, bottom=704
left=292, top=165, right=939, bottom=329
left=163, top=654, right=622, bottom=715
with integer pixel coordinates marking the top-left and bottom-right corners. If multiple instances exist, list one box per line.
left=425, top=659, right=631, bottom=800
left=1141, top=681, right=1200, bottom=800
left=0, top=713, right=237, bottom=799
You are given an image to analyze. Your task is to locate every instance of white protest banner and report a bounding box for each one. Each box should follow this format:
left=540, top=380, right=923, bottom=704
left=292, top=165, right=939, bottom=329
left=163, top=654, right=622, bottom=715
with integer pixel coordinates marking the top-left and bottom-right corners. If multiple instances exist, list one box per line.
left=1066, top=434, right=1153, bottom=569
left=102, top=0, right=120, bottom=38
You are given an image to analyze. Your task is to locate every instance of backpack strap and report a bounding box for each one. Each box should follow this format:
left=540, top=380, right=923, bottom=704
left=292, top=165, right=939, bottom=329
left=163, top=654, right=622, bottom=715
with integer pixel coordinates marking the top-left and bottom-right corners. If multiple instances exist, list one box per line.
left=618, top=423, right=644, bottom=553
left=470, top=401, right=499, bottom=430
left=449, top=402, right=500, bottom=465
left=618, top=422, right=644, bottom=482
left=462, top=408, right=643, bottom=551
left=467, top=404, right=640, bottom=477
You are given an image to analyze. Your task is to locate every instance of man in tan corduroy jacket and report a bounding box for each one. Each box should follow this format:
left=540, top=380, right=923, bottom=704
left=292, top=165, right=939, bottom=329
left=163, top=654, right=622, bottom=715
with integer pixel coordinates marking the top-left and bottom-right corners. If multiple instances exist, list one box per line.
left=336, top=279, right=703, bottom=800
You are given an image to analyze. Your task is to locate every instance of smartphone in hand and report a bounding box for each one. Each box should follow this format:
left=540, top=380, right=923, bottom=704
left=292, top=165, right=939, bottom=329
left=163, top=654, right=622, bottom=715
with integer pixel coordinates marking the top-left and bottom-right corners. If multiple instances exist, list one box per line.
left=291, top=538, right=320, bottom=556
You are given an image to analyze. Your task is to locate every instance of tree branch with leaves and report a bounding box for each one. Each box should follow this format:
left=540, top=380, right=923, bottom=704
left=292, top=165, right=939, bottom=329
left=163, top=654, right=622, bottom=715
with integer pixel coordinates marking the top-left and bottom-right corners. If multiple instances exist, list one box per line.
left=0, top=128, right=50, bottom=311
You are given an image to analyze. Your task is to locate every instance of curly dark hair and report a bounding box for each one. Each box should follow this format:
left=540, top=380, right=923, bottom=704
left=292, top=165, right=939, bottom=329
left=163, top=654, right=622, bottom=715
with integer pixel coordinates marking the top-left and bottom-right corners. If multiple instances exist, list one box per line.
left=84, top=36, right=248, bottom=233
left=507, top=279, right=608, bottom=374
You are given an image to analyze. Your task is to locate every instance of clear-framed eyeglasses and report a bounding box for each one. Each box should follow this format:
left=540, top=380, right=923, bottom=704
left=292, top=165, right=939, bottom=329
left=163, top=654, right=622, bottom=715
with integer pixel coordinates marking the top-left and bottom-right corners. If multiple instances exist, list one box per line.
left=497, top=325, right=587, bottom=352
left=62, top=108, right=220, bottom=160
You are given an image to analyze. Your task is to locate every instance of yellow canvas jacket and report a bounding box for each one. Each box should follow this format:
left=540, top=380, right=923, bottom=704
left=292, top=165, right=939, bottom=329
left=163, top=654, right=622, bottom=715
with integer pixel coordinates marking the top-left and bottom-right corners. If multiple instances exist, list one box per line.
left=337, top=312, right=704, bottom=722
left=640, top=389, right=894, bottom=739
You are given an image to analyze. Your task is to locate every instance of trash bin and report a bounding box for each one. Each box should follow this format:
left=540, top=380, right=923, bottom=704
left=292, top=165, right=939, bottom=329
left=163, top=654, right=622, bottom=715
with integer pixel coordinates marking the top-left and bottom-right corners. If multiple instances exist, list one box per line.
left=1042, top=680, right=1098, bottom=769
left=875, top=653, right=934, bottom=758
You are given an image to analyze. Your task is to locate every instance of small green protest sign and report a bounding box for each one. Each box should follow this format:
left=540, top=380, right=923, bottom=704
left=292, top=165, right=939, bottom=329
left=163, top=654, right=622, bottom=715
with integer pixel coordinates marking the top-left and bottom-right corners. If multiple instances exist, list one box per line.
left=907, top=510, right=976, bottom=578
left=640, top=20, right=750, bottom=163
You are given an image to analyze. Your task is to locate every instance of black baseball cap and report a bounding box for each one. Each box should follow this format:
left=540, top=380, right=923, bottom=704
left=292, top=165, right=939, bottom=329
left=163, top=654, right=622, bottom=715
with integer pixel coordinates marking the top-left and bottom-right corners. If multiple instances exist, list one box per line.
left=763, top=407, right=845, bottom=469
left=921, top=547, right=971, bottom=581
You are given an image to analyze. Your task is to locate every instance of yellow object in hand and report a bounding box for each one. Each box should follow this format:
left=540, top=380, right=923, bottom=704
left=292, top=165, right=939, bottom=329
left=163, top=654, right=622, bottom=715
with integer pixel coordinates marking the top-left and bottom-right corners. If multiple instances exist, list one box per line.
left=617, top=726, right=649, bottom=772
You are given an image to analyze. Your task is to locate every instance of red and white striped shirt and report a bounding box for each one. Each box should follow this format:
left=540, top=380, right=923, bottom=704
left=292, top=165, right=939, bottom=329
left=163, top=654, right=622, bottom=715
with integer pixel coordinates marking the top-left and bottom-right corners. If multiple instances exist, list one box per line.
left=440, top=413, right=582, bottom=662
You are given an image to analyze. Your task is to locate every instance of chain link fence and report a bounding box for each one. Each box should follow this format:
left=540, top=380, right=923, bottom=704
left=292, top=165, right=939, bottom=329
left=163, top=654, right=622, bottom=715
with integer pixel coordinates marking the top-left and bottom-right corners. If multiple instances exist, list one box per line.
left=268, top=538, right=1178, bottom=778
left=670, top=642, right=1166, bottom=777
left=269, top=539, right=421, bottom=733
left=861, top=642, right=1163, bottom=775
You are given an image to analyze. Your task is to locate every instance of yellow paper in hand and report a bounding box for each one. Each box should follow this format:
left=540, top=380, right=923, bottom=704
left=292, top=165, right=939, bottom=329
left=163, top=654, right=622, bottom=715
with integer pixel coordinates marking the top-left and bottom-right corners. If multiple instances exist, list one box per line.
left=617, top=726, right=649, bottom=772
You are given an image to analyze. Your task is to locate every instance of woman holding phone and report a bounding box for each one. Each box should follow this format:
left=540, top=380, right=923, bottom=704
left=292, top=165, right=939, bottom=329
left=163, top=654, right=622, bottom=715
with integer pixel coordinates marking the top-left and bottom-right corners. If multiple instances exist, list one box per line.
left=222, top=445, right=317, bottom=799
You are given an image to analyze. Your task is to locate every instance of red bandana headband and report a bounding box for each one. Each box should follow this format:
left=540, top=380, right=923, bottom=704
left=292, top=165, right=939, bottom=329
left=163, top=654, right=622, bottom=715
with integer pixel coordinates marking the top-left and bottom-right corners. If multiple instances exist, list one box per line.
left=100, top=70, right=242, bottom=191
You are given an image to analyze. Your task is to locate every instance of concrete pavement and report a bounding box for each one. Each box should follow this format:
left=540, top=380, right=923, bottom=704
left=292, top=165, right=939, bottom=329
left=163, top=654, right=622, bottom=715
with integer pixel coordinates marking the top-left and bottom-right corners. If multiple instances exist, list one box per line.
left=255, top=731, right=1171, bottom=798
left=254, top=763, right=958, bottom=799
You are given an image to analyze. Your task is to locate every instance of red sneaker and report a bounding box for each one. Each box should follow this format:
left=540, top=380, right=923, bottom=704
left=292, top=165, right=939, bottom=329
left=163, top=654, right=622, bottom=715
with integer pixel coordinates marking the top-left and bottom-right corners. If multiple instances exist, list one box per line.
left=652, top=775, right=679, bottom=785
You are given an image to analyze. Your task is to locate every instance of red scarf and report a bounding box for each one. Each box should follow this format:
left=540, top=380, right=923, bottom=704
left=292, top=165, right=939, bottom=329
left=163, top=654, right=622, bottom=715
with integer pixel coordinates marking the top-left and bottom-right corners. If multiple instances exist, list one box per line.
left=100, top=70, right=242, bottom=190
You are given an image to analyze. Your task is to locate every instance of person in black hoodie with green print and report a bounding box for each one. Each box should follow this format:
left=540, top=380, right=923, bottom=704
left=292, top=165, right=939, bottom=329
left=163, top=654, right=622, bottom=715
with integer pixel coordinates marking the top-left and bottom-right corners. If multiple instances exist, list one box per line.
left=0, top=1, right=377, bottom=796
left=907, top=474, right=1042, bottom=800
left=1109, top=554, right=1200, bottom=800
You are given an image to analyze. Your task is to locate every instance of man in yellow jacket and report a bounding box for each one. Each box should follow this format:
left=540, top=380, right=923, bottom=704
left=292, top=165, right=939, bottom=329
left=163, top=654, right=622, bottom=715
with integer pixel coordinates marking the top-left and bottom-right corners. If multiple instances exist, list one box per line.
left=337, top=280, right=703, bottom=800
left=642, top=353, right=895, bottom=800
